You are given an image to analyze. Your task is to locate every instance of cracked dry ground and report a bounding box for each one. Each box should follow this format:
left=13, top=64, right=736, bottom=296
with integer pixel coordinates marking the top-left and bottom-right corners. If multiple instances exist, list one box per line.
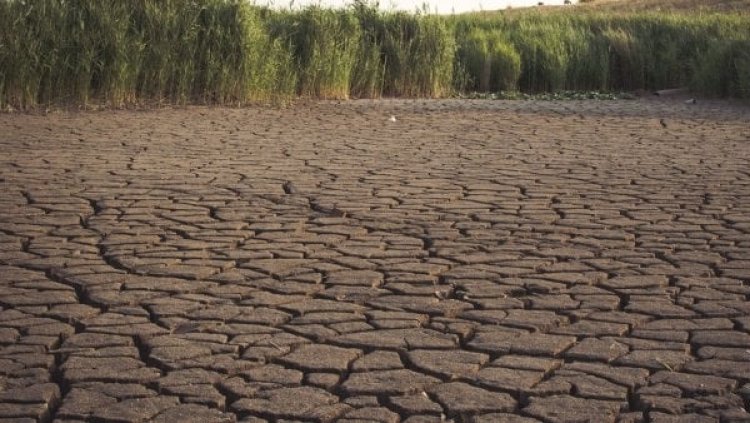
left=0, top=99, right=749, bottom=423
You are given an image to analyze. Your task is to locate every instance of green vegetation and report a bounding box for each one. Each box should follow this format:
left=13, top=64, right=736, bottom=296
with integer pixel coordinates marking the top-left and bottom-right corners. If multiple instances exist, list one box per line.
left=1, top=0, right=749, bottom=109
left=455, top=11, right=750, bottom=97
left=457, top=29, right=522, bottom=92
left=0, top=0, right=295, bottom=107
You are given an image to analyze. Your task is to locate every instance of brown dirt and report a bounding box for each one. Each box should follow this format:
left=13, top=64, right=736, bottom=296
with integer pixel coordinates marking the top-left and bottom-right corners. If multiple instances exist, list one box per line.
left=1, top=98, right=750, bottom=422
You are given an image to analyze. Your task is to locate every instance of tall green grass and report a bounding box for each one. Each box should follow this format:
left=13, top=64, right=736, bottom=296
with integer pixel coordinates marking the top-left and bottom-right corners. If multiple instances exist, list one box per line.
left=379, top=13, right=456, bottom=97
left=457, top=29, right=521, bottom=92
left=0, top=0, right=293, bottom=108
left=350, top=1, right=387, bottom=98
left=269, top=7, right=362, bottom=99
left=267, top=5, right=456, bottom=99
left=454, top=10, right=750, bottom=97
left=1, top=0, right=749, bottom=109
left=692, top=39, right=750, bottom=97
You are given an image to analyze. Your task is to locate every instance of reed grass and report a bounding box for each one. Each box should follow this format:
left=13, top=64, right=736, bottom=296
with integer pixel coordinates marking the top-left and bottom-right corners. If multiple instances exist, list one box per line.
left=378, top=13, right=456, bottom=97
left=1, top=0, right=749, bottom=109
left=454, top=10, right=750, bottom=97
left=0, top=0, right=293, bottom=108
left=457, top=29, right=521, bottom=92
left=350, top=2, right=387, bottom=98
left=692, top=39, right=750, bottom=98
left=270, top=7, right=362, bottom=99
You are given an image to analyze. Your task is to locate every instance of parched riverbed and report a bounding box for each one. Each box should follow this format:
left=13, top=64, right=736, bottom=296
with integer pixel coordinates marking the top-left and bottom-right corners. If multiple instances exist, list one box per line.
left=1, top=99, right=750, bottom=422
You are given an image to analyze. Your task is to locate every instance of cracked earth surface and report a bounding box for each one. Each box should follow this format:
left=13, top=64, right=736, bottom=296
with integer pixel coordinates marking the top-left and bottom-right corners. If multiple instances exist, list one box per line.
left=1, top=99, right=750, bottom=423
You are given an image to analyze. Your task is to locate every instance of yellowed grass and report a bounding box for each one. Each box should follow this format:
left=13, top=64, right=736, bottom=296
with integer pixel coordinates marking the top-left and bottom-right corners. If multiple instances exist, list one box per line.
left=577, top=0, right=750, bottom=13
left=472, top=0, right=750, bottom=16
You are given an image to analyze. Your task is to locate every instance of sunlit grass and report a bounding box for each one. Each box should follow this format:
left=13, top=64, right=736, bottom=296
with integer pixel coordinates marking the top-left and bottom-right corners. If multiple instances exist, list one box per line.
left=1, top=0, right=749, bottom=109
left=452, top=9, right=750, bottom=97
left=0, top=0, right=293, bottom=109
